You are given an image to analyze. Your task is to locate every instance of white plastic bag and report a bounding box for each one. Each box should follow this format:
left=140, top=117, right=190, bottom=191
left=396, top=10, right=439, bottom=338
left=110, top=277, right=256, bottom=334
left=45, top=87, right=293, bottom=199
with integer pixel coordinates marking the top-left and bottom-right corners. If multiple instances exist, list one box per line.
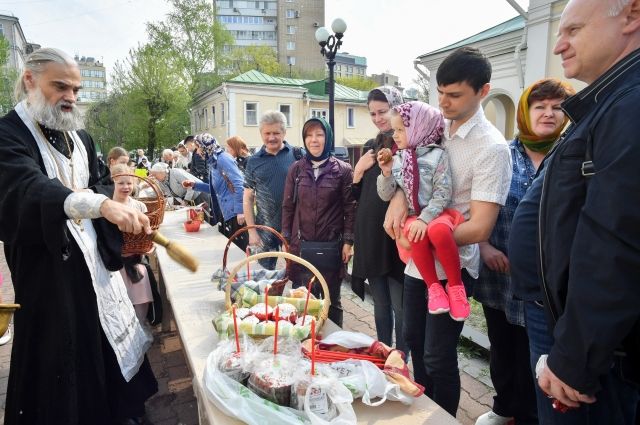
left=304, top=376, right=357, bottom=425
left=320, top=331, right=374, bottom=349
left=203, top=348, right=310, bottom=425
left=331, top=360, right=414, bottom=406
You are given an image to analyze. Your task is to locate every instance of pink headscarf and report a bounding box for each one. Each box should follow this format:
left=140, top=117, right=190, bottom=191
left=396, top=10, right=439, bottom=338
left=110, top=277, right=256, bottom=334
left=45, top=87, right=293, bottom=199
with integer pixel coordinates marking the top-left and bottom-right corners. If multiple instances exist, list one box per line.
left=393, top=101, right=445, bottom=213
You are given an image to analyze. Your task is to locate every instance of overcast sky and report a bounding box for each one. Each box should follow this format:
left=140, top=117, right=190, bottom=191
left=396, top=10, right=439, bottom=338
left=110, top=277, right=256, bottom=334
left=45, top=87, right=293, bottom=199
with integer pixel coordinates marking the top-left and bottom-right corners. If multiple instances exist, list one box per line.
left=3, top=0, right=530, bottom=89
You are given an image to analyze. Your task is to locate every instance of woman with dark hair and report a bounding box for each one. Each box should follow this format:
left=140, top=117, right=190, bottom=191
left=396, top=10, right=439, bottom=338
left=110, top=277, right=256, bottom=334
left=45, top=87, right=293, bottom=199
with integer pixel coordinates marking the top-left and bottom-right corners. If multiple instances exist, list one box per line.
left=350, top=86, right=407, bottom=352
left=225, top=135, right=250, bottom=172
left=281, top=117, right=356, bottom=327
left=475, top=78, right=575, bottom=425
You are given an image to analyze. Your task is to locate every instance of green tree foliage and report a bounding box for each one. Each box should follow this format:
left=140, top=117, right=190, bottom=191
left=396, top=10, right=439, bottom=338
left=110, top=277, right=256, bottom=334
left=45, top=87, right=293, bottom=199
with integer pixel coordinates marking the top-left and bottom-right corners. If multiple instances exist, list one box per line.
left=147, top=0, right=233, bottom=97
left=110, top=44, right=190, bottom=158
left=335, top=75, right=377, bottom=91
left=413, top=74, right=430, bottom=102
left=85, top=0, right=228, bottom=156
left=84, top=92, right=146, bottom=154
left=0, top=37, right=18, bottom=115
left=227, top=45, right=284, bottom=76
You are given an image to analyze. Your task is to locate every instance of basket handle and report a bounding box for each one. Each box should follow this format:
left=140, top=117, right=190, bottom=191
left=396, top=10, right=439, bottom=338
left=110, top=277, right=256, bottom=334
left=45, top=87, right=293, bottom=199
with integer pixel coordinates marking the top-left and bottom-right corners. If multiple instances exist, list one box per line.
left=222, top=224, right=290, bottom=272
left=111, top=172, right=166, bottom=204
left=224, top=251, right=331, bottom=325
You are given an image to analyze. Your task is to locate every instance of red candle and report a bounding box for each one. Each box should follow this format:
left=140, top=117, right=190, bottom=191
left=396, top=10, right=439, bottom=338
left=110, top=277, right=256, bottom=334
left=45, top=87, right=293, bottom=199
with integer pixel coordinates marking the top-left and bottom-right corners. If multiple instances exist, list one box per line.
left=245, top=247, right=252, bottom=280
left=301, top=276, right=315, bottom=326
left=311, top=319, right=316, bottom=376
left=274, top=306, right=280, bottom=355
left=265, top=284, right=270, bottom=320
left=232, top=305, right=240, bottom=353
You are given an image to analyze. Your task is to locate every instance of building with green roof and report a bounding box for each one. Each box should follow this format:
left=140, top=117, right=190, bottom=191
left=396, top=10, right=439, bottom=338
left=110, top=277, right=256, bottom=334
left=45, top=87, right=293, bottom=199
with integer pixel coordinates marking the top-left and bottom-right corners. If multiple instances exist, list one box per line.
left=190, top=69, right=378, bottom=163
left=414, top=0, right=580, bottom=139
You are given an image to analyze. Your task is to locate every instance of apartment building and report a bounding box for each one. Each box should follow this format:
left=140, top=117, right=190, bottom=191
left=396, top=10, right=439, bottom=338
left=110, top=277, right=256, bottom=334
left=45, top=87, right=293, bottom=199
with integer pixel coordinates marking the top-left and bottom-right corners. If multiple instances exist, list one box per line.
left=334, top=52, right=366, bottom=78
left=214, top=0, right=326, bottom=73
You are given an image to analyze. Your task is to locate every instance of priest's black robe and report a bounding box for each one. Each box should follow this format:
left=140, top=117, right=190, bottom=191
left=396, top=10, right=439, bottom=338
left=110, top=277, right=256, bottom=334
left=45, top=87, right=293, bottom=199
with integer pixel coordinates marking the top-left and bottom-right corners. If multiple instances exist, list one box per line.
left=0, top=110, right=157, bottom=425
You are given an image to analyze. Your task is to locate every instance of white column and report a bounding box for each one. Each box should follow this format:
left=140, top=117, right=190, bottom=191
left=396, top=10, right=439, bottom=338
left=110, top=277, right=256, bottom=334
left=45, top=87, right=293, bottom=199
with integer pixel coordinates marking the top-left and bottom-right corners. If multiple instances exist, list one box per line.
left=524, top=0, right=563, bottom=84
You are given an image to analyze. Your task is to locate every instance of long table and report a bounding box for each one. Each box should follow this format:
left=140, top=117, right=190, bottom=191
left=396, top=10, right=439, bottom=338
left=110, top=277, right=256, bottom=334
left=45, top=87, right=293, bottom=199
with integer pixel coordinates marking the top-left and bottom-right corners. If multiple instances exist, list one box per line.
left=156, top=210, right=461, bottom=424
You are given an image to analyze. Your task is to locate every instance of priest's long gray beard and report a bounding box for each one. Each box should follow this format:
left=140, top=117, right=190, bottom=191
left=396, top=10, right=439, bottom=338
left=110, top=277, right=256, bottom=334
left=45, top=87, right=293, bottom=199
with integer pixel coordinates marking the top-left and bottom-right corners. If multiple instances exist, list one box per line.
left=26, top=87, right=84, bottom=131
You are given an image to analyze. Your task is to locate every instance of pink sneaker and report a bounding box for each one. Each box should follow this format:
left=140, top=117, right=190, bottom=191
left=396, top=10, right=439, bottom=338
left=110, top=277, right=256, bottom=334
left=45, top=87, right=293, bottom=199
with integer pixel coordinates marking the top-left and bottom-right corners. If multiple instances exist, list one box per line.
left=427, top=283, right=450, bottom=314
left=447, top=284, right=470, bottom=321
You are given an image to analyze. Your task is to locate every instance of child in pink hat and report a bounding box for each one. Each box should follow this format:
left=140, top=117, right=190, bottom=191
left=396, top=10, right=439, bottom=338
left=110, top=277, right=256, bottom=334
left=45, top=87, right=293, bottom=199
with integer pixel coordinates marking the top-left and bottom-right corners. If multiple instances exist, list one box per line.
left=377, top=101, right=470, bottom=321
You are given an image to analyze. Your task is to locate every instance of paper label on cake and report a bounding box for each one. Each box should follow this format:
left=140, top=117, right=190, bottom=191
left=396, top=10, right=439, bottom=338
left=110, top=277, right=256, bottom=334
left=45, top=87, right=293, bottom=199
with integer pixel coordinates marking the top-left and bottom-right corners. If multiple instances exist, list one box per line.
left=307, top=386, right=330, bottom=415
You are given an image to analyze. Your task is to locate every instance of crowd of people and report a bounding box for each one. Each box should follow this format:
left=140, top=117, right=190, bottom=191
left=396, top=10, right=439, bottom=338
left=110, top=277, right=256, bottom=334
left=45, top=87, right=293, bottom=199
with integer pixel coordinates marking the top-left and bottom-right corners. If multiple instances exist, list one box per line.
left=0, top=0, right=638, bottom=423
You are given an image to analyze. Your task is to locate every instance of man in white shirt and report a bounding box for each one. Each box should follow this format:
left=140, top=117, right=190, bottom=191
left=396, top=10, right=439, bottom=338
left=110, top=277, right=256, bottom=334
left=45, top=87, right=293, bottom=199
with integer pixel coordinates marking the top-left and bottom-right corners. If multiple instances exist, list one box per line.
left=386, top=47, right=511, bottom=417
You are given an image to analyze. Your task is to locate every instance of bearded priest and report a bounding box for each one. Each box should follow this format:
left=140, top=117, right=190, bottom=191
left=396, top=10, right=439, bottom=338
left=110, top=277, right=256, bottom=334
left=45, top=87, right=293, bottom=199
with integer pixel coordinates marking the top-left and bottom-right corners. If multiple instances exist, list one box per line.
left=0, top=48, right=158, bottom=425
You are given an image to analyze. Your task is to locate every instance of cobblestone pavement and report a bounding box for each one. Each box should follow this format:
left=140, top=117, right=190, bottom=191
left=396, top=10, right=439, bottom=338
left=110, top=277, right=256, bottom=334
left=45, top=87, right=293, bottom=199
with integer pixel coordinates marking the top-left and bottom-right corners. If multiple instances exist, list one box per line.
left=0, top=241, right=495, bottom=424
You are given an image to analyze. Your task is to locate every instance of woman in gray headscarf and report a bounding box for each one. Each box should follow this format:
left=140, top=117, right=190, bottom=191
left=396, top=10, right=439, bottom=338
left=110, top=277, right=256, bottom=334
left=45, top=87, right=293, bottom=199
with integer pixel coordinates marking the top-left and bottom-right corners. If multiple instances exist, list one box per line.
left=351, top=86, right=407, bottom=353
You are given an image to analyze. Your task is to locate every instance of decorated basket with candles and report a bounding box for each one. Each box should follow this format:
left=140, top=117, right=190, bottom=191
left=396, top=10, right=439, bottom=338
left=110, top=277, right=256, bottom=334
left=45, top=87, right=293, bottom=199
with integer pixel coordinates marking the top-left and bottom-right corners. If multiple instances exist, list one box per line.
left=214, top=251, right=330, bottom=340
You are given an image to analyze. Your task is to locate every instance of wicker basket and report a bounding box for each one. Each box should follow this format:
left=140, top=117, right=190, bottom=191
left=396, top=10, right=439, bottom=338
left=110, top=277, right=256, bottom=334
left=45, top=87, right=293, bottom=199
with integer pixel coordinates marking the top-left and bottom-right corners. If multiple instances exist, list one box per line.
left=112, top=173, right=166, bottom=255
left=225, top=251, right=331, bottom=336
left=222, top=224, right=291, bottom=296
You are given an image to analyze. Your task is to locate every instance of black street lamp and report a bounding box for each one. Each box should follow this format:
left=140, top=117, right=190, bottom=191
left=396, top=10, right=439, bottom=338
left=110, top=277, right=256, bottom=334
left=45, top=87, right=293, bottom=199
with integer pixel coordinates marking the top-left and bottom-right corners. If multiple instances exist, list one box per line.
left=315, top=18, right=347, bottom=137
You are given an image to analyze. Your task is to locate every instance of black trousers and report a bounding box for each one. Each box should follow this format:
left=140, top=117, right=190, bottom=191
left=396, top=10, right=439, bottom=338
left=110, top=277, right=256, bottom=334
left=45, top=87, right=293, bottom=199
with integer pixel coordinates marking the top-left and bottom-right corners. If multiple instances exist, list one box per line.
left=291, top=263, right=343, bottom=328
left=483, top=304, right=537, bottom=424
left=102, top=330, right=158, bottom=422
left=403, top=271, right=474, bottom=416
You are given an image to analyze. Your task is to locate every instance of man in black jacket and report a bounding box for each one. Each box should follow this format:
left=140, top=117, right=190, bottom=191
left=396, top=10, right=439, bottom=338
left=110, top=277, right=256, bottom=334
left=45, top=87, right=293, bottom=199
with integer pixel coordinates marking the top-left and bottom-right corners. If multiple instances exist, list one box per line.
left=511, top=0, right=640, bottom=422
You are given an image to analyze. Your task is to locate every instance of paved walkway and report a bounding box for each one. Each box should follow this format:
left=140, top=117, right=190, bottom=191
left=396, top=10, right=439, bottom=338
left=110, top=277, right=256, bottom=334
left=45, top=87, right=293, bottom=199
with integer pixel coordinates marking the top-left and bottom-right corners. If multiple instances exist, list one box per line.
left=0, top=242, right=495, bottom=424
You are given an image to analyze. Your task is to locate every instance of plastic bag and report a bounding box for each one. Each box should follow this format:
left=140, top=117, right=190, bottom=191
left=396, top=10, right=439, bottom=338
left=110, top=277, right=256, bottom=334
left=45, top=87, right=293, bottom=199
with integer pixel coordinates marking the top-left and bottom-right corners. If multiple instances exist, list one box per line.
left=203, top=345, right=310, bottom=425
left=247, top=354, right=299, bottom=406
left=331, top=360, right=414, bottom=406
left=288, top=360, right=356, bottom=425
left=304, top=375, right=357, bottom=425
left=320, top=331, right=375, bottom=349
left=315, top=331, right=421, bottom=402
left=215, top=337, right=256, bottom=385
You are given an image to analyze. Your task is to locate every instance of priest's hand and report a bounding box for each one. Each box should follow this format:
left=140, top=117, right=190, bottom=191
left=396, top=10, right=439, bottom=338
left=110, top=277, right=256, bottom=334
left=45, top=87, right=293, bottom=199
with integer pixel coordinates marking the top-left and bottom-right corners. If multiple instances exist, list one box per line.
left=100, top=199, right=152, bottom=235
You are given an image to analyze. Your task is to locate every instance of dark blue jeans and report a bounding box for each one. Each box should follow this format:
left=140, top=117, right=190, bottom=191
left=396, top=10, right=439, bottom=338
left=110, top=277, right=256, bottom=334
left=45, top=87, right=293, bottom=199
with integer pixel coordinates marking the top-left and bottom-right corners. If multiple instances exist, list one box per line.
left=291, top=265, right=343, bottom=328
left=403, top=272, right=472, bottom=417
left=256, top=230, right=281, bottom=270
left=368, top=274, right=406, bottom=354
left=524, top=300, right=639, bottom=424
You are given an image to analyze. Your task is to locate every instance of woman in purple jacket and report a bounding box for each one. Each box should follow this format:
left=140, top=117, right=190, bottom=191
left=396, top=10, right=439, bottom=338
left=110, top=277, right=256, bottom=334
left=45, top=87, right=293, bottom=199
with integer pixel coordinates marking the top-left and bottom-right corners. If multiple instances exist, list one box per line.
left=281, top=117, right=356, bottom=327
